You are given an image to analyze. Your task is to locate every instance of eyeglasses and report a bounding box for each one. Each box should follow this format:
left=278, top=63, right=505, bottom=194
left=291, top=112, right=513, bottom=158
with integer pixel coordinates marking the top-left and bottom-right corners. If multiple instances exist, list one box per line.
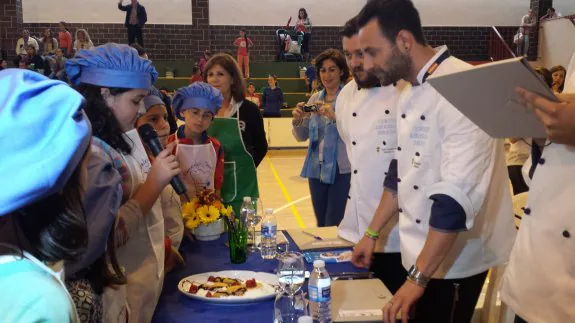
left=187, top=109, right=214, bottom=121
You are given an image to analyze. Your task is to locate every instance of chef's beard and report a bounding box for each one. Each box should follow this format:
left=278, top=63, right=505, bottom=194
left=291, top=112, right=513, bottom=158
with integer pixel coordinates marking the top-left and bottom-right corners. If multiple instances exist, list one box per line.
left=353, top=66, right=381, bottom=89
left=372, top=46, right=411, bottom=86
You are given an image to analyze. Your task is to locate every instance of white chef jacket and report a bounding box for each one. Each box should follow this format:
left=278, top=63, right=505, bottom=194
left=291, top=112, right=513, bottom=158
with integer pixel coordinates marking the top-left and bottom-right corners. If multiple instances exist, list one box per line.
left=395, top=46, right=516, bottom=279
left=500, top=58, right=575, bottom=323
left=336, top=79, right=401, bottom=253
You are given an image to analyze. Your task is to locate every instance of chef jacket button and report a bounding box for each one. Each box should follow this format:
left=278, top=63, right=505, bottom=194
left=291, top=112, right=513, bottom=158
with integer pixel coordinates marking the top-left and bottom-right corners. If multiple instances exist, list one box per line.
left=563, top=230, right=571, bottom=238
left=397, top=147, right=402, bottom=151
left=384, top=172, right=388, bottom=176
left=382, top=141, right=387, bottom=145
left=398, top=208, right=403, bottom=213
left=538, top=158, right=546, bottom=165
left=352, top=141, right=356, bottom=145
left=415, top=152, right=420, bottom=157
left=420, top=115, right=426, bottom=121
left=353, top=112, right=357, bottom=117
left=523, top=207, right=531, bottom=215
left=415, top=219, right=421, bottom=224
left=413, top=185, right=419, bottom=190
left=397, top=178, right=402, bottom=183
left=385, top=110, right=390, bottom=114
left=354, top=170, right=358, bottom=174
left=401, top=113, right=406, bottom=119
left=348, top=195, right=351, bottom=200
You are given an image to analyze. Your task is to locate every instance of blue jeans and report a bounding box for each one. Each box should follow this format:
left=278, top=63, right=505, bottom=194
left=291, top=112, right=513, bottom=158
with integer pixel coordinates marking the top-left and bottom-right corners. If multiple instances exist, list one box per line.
left=308, top=167, right=350, bottom=227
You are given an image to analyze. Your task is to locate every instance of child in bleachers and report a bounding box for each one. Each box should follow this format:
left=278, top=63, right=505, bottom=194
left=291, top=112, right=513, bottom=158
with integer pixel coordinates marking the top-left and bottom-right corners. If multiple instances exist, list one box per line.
left=262, top=74, right=284, bottom=117
left=198, top=49, right=211, bottom=74
left=189, top=66, right=203, bottom=84
left=304, top=57, right=316, bottom=92
left=170, top=82, right=225, bottom=198
left=233, top=29, right=253, bottom=78
left=136, top=91, right=185, bottom=271
left=246, top=82, right=261, bottom=107
left=48, top=48, right=67, bottom=81
left=307, top=79, right=320, bottom=97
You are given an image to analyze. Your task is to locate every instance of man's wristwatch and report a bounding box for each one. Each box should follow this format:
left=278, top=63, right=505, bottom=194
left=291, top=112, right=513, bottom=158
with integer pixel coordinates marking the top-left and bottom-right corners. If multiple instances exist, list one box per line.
left=407, top=265, right=430, bottom=288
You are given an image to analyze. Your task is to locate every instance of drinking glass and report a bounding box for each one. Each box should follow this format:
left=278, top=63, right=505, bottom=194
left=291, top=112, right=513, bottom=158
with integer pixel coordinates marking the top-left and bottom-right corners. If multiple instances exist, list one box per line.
left=274, top=289, right=309, bottom=323
left=277, top=252, right=306, bottom=296
left=247, top=197, right=263, bottom=252
left=227, top=219, right=248, bottom=264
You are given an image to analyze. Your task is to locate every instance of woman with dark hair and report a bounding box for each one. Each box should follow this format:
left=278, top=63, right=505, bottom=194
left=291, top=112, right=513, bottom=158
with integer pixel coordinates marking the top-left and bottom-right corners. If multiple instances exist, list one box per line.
left=58, top=21, right=73, bottom=57
left=292, top=48, right=350, bottom=227
left=549, top=65, right=566, bottom=93
left=24, top=45, right=44, bottom=71
left=0, top=69, right=92, bottom=322
left=262, top=74, right=284, bottom=117
left=295, top=8, right=312, bottom=61
left=40, top=28, right=59, bottom=55
left=65, top=43, right=180, bottom=323
left=204, top=53, right=268, bottom=213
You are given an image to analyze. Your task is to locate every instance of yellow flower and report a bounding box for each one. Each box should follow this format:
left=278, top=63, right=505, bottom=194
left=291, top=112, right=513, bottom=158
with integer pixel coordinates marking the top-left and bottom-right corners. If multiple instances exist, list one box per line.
left=208, top=205, right=220, bottom=220
left=185, top=215, right=201, bottom=230
left=182, top=202, right=195, bottom=218
left=196, top=205, right=209, bottom=222
left=225, top=205, right=234, bottom=217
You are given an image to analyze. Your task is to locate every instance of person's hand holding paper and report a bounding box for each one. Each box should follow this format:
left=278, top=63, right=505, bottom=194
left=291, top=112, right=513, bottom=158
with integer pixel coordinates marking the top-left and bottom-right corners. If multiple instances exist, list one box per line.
left=516, top=88, right=575, bottom=146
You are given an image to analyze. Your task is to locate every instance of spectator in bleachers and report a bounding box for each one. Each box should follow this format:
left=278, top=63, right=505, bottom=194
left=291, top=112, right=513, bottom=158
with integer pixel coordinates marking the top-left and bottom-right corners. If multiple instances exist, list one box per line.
left=517, top=9, right=536, bottom=57
left=48, top=48, right=67, bottom=81
left=295, top=8, right=312, bottom=61
left=118, top=0, right=148, bottom=47
left=262, top=74, right=284, bottom=117
left=15, top=30, right=39, bottom=64
left=550, top=65, right=566, bottom=93
left=204, top=53, right=267, bottom=213
left=246, top=82, right=261, bottom=107
left=292, top=48, right=350, bottom=227
left=40, top=28, right=58, bottom=56
left=74, top=29, right=94, bottom=52
left=189, top=66, right=203, bottom=84
left=540, top=7, right=559, bottom=22
left=304, top=57, right=316, bottom=92
left=198, top=49, right=212, bottom=74
left=23, top=45, right=44, bottom=72
left=234, top=29, right=254, bottom=78
left=0, top=59, right=7, bottom=71
left=58, top=22, right=73, bottom=57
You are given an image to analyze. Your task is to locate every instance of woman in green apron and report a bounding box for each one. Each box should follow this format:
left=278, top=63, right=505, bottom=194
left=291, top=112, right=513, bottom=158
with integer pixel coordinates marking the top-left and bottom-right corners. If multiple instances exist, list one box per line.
left=203, top=54, right=268, bottom=214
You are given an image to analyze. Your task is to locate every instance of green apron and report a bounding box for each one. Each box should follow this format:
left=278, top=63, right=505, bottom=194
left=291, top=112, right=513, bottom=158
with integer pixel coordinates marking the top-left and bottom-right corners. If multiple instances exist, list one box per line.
left=207, top=116, right=259, bottom=215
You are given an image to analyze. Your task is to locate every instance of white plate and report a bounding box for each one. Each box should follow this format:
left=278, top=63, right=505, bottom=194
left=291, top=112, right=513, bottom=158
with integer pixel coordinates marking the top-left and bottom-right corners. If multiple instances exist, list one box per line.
left=178, top=270, right=278, bottom=304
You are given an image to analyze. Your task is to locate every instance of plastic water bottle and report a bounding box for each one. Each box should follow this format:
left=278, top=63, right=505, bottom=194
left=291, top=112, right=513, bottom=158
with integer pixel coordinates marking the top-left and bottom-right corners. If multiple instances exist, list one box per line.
left=308, top=260, right=331, bottom=323
left=260, top=208, right=277, bottom=260
left=240, top=196, right=255, bottom=228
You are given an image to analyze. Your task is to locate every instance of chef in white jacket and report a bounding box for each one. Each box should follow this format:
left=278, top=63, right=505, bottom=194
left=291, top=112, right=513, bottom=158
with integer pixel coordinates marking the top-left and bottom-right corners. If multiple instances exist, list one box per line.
left=351, top=1, right=516, bottom=322
left=335, top=16, right=405, bottom=294
left=500, top=52, right=575, bottom=323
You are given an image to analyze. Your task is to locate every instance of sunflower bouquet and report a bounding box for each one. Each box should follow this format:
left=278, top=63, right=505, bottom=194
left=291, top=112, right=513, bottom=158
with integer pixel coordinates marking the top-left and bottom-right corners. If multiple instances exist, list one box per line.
left=182, top=189, right=234, bottom=230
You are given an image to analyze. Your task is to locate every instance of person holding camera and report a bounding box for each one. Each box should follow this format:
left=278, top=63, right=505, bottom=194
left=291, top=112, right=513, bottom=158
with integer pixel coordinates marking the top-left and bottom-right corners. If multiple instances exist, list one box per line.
left=292, top=48, right=350, bottom=227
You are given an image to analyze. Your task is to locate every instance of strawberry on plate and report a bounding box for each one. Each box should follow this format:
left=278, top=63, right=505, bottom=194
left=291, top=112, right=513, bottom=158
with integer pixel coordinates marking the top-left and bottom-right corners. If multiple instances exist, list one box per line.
left=246, top=278, right=257, bottom=288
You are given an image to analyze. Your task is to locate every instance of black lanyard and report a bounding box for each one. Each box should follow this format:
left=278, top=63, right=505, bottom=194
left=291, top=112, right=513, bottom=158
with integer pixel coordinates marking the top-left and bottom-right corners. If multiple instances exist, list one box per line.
left=421, top=50, right=451, bottom=84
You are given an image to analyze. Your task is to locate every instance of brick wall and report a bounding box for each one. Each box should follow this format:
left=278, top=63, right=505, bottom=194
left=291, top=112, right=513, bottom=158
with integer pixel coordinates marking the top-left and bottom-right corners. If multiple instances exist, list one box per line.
left=0, top=0, right=23, bottom=59
left=2, top=0, right=522, bottom=62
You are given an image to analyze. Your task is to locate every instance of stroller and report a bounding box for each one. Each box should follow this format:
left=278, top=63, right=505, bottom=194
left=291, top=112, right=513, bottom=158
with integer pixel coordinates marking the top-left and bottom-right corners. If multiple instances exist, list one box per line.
left=276, top=29, right=303, bottom=62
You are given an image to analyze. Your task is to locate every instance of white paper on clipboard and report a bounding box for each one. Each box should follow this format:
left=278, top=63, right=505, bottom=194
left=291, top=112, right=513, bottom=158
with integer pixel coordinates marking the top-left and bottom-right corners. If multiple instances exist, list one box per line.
left=427, top=57, right=559, bottom=139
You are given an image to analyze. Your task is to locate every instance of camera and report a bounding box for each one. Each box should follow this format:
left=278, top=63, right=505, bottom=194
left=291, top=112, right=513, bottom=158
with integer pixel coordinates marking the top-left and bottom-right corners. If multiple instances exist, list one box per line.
left=302, top=104, right=319, bottom=113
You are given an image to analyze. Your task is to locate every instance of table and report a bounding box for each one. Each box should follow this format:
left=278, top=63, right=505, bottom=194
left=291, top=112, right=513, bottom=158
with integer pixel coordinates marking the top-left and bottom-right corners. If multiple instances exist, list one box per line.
left=152, top=232, right=364, bottom=323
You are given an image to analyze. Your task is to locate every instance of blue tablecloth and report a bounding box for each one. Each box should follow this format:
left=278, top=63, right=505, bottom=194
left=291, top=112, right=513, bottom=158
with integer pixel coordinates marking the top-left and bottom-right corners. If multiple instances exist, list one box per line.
left=152, top=232, right=363, bottom=323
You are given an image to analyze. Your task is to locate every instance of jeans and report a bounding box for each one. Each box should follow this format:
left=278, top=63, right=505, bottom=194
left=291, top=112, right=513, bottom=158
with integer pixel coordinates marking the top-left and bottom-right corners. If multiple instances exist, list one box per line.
left=308, top=167, right=350, bottom=227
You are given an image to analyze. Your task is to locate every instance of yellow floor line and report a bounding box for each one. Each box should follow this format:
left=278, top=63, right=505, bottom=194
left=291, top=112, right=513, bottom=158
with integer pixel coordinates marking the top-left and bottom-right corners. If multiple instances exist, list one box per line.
left=266, top=157, right=306, bottom=229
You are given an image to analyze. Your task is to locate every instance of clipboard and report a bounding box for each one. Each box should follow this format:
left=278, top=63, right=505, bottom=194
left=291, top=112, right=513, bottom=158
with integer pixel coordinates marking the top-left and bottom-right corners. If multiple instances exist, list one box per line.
left=331, top=279, right=394, bottom=322
left=286, top=227, right=354, bottom=251
left=427, top=57, right=559, bottom=138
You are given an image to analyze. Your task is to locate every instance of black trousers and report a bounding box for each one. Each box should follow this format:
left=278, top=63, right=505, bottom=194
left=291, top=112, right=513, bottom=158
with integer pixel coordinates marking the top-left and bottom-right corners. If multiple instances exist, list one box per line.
left=370, top=252, right=407, bottom=295
left=404, top=270, right=488, bottom=323
left=508, top=165, right=529, bottom=195
left=127, top=25, right=144, bottom=47
left=515, top=316, right=527, bottom=323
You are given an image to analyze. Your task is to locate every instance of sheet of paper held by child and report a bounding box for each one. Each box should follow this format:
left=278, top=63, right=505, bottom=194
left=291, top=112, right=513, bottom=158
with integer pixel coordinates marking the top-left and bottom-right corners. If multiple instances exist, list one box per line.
left=176, top=143, right=217, bottom=198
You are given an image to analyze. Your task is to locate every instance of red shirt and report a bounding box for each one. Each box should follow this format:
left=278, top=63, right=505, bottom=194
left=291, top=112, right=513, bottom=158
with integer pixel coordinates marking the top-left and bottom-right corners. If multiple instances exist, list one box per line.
left=168, top=130, right=224, bottom=190
left=233, top=37, right=253, bottom=56
left=59, top=31, right=72, bottom=54
left=189, top=74, right=203, bottom=84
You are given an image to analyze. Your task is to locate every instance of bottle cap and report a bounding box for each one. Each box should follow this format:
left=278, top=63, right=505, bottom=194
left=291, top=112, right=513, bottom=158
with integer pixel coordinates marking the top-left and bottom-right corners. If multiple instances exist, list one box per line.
left=298, top=317, right=313, bottom=323
left=313, top=260, right=325, bottom=268
left=243, top=196, right=252, bottom=203
left=265, top=208, right=274, bottom=214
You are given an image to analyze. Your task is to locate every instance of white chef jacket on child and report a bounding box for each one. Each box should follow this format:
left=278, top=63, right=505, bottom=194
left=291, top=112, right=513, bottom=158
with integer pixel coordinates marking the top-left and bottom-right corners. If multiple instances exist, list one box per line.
left=336, top=79, right=401, bottom=253
left=500, top=56, right=575, bottom=323
left=391, top=46, right=516, bottom=279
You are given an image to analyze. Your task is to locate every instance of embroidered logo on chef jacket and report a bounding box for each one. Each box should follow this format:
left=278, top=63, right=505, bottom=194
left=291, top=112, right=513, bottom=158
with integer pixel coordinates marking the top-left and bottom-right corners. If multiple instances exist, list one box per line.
left=410, top=125, right=430, bottom=147
left=239, top=120, right=246, bottom=132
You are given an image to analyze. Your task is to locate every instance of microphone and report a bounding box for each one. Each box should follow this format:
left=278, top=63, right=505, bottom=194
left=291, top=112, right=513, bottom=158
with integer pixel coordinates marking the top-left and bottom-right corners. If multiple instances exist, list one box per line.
left=137, top=124, right=188, bottom=199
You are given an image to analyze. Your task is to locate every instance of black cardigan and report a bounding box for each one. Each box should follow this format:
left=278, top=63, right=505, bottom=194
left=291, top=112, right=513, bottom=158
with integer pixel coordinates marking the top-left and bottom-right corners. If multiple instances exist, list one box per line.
left=232, top=100, right=268, bottom=167
left=118, top=2, right=147, bottom=27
